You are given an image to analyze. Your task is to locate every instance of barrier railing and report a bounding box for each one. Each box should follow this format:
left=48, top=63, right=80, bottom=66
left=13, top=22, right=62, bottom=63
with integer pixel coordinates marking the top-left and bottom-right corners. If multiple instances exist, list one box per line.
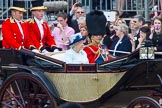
left=119, top=0, right=162, bottom=20
left=0, top=0, right=161, bottom=22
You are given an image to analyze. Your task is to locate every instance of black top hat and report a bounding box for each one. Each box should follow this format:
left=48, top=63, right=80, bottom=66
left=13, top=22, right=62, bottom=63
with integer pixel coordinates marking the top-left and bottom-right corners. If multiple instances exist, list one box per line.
left=86, top=10, right=106, bottom=36
left=9, top=0, right=26, bottom=12
left=30, top=0, right=47, bottom=11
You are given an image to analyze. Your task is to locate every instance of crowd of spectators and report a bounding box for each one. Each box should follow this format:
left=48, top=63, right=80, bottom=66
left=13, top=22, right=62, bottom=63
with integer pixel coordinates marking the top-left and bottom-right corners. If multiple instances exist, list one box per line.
left=1, top=0, right=162, bottom=64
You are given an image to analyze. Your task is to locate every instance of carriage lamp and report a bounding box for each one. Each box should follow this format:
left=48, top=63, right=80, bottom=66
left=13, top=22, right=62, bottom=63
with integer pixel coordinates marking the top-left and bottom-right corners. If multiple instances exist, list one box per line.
left=139, top=40, right=155, bottom=60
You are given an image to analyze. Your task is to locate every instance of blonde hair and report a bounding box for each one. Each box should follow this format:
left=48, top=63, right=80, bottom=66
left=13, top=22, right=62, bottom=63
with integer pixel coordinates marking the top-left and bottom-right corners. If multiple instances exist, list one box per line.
left=116, top=18, right=126, bottom=25
left=118, top=24, right=129, bottom=34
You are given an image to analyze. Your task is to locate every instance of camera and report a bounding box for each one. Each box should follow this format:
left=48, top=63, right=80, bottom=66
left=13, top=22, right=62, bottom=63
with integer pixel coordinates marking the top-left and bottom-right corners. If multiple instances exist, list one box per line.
left=53, top=21, right=58, bottom=27
left=154, top=25, right=159, bottom=30
left=76, top=2, right=82, bottom=7
left=54, top=23, right=58, bottom=27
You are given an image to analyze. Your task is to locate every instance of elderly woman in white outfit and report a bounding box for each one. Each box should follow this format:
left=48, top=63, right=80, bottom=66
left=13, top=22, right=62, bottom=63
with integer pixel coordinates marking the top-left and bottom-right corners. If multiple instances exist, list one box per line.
left=64, top=35, right=89, bottom=64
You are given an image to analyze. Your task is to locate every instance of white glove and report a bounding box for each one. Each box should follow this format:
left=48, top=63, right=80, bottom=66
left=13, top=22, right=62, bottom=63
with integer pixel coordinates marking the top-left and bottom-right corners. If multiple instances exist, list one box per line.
left=41, top=49, right=49, bottom=53
left=53, top=49, right=60, bottom=52
left=32, top=49, right=40, bottom=53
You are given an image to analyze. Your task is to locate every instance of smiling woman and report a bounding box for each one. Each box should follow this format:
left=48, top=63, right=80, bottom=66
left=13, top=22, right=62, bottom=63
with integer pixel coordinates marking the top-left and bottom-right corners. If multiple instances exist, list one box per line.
left=109, top=24, right=132, bottom=57
left=64, top=35, right=89, bottom=64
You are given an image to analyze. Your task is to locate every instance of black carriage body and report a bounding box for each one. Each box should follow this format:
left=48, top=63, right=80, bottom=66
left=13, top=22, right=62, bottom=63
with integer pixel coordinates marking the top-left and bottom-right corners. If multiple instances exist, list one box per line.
left=0, top=48, right=162, bottom=108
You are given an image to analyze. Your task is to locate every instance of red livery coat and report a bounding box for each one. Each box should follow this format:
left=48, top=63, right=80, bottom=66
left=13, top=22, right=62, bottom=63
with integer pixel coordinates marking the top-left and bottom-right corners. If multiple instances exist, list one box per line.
left=27, top=19, right=56, bottom=50
left=2, top=17, right=34, bottom=50
left=84, top=44, right=109, bottom=64
left=84, top=45, right=101, bottom=63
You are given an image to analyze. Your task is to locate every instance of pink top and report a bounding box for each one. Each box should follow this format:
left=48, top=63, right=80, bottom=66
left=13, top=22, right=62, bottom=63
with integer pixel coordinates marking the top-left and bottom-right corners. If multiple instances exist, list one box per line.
left=52, top=25, right=75, bottom=50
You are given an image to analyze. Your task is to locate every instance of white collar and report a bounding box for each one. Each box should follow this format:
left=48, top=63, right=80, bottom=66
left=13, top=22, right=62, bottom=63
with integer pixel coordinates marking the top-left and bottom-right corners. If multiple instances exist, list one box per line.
left=34, top=17, right=43, bottom=24
left=14, top=18, right=21, bottom=23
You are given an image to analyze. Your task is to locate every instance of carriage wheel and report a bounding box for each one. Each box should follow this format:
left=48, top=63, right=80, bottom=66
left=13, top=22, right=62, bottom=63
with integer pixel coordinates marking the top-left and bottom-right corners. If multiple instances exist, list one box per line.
left=0, top=72, right=57, bottom=108
left=127, top=96, right=161, bottom=108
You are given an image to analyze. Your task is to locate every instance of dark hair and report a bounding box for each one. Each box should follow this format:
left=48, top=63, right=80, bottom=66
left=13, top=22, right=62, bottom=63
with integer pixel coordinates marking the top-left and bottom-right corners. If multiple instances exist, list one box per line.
left=58, top=102, right=84, bottom=108
left=143, top=20, right=152, bottom=28
left=153, top=16, right=162, bottom=34
left=140, top=26, right=151, bottom=39
left=133, top=15, right=145, bottom=25
left=140, top=26, right=150, bottom=33
left=153, top=16, right=162, bottom=23
left=57, top=12, right=67, bottom=20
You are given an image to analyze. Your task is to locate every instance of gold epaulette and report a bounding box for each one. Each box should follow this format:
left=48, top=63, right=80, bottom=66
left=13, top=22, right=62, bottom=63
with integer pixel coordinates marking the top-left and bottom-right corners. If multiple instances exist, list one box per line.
left=28, top=18, right=35, bottom=24
left=9, top=17, right=15, bottom=23
left=9, top=17, right=24, bottom=23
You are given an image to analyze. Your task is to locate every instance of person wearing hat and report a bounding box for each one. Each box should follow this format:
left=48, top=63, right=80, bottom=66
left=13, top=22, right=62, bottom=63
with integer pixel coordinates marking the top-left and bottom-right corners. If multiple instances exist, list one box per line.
left=27, top=0, right=61, bottom=53
left=84, top=10, right=109, bottom=64
left=64, top=34, right=89, bottom=64
left=109, top=24, right=132, bottom=57
left=2, top=0, right=37, bottom=51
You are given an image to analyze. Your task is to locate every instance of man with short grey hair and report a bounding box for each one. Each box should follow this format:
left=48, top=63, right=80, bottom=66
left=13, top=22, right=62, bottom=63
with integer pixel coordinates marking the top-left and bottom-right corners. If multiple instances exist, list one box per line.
left=132, top=15, right=145, bottom=48
left=67, top=3, right=85, bottom=33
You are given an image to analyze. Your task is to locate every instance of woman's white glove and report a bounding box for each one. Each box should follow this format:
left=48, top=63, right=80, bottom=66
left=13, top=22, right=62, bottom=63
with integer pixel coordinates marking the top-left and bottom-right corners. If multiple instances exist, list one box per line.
left=53, top=49, right=59, bottom=52
left=32, top=49, right=40, bottom=53
left=41, top=49, right=49, bottom=53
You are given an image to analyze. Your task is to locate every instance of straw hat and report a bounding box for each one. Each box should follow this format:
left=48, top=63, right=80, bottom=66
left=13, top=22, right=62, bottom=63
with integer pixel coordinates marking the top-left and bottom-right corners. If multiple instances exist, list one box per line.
left=30, top=0, right=47, bottom=11
left=9, top=0, right=26, bottom=12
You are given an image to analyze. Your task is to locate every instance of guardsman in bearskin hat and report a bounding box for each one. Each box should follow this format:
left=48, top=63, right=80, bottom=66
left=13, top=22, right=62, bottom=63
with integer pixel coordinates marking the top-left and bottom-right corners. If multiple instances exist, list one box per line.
left=2, top=0, right=36, bottom=50
left=27, top=0, right=62, bottom=53
left=84, top=10, right=109, bottom=64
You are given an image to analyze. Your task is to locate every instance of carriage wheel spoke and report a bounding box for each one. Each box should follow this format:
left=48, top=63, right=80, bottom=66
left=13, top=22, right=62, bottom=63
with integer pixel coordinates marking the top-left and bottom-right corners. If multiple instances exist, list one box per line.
left=6, top=88, right=23, bottom=108
left=15, top=80, right=26, bottom=108
left=1, top=101, right=16, bottom=108
left=30, top=83, right=39, bottom=107
left=0, top=73, right=56, bottom=108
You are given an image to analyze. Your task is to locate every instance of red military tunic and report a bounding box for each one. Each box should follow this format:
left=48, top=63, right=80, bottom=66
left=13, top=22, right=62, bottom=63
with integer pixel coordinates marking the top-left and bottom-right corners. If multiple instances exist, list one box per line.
left=27, top=19, right=56, bottom=50
left=84, top=44, right=109, bottom=64
left=2, top=17, right=34, bottom=50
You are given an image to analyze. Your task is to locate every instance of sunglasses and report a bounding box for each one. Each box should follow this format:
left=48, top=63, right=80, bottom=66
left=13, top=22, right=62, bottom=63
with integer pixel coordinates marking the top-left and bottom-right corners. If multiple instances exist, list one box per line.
left=133, top=20, right=137, bottom=23
left=76, top=12, right=84, bottom=14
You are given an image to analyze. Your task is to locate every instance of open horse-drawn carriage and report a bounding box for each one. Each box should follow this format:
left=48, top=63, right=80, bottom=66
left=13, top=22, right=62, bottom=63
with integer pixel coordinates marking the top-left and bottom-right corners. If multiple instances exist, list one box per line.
left=0, top=46, right=162, bottom=108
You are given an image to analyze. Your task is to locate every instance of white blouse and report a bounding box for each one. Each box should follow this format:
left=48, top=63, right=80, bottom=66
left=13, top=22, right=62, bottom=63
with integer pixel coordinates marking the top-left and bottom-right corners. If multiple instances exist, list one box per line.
left=64, top=48, right=89, bottom=64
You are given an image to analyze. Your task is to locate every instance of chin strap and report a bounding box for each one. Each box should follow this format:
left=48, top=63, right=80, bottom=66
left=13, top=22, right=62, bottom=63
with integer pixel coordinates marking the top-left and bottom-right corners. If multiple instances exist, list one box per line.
left=91, top=40, right=100, bottom=46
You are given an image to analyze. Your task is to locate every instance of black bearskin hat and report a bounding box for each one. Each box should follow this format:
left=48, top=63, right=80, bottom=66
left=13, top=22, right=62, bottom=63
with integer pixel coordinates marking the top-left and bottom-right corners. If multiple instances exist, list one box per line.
left=86, top=10, right=106, bottom=36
